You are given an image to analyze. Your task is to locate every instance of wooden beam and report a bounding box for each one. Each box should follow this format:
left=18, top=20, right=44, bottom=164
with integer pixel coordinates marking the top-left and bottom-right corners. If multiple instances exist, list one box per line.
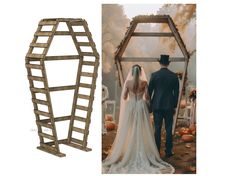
left=49, top=85, right=76, bottom=92
left=120, top=57, right=185, bottom=62
left=45, top=55, right=81, bottom=61
left=168, top=17, right=189, bottom=59
left=132, top=32, right=174, bottom=37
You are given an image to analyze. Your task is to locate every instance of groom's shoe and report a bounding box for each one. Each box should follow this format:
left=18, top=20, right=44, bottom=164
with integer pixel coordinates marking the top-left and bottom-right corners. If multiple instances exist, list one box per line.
left=165, top=152, right=174, bottom=158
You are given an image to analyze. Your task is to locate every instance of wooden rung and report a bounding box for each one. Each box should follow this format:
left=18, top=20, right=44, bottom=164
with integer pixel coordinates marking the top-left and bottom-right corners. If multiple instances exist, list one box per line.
left=71, top=138, right=83, bottom=145
left=77, top=94, right=90, bottom=100
left=39, top=132, right=55, bottom=140
left=28, top=75, right=45, bottom=82
left=49, top=85, right=76, bottom=92
left=132, top=32, right=174, bottom=37
left=32, top=98, right=49, bottom=106
left=41, top=115, right=70, bottom=123
left=77, top=42, right=91, bottom=46
left=40, top=143, right=57, bottom=152
left=26, top=53, right=44, bottom=59
left=36, top=121, right=53, bottom=129
left=34, top=110, right=51, bottom=117
left=35, top=31, right=53, bottom=36
left=64, top=142, right=91, bottom=152
left=79, top=83, right=92, bottom=88
left=54, top=31, right=70, bottom=35
left=30, top=43, right=48, bottom=48
left=69, top=21, right=84, bottom=26
left=74, top=32, right=87, bottom=36
left=74, top=116, right=87, bottom=122
left=76, top=105, right=89, bottom=111
left=25, top=64, right=43, bottom=70
left=73, top=127, right=85, bottom=133
left=39, top=20, right=57, bottom=25
left=82, top=61, right=95, bottom=66
left=30, top=87, right=47, bottom=94
left=82, top=52, right=95, bottom=56
left=45, top=55, right=81, bottom=61
left=81, top=72, right=94, bottom=77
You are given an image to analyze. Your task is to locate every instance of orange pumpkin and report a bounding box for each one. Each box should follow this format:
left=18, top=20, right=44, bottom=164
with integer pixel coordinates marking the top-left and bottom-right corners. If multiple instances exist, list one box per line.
left=179, top=127, right=191, bottom=136
left=105, top=115, right=113, bottom=121
left=105, top=121, right=116, bottom=131
left=182, top=134, right=194, bottom=142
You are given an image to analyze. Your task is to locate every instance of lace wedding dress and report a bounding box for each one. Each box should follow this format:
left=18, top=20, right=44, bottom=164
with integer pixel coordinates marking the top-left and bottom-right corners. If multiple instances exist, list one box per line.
left=102, top=68, right=175, bottom=174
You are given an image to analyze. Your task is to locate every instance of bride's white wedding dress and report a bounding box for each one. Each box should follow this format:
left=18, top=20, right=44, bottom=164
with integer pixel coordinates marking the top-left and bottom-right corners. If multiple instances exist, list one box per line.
left=102, top=69, right=175, bottom=174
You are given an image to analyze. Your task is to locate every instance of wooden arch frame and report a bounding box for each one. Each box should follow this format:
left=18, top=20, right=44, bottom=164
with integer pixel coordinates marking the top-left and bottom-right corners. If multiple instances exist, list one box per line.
left=25, top=18, right=99, bottom=157
left=114, top=15, right=190, bottom=134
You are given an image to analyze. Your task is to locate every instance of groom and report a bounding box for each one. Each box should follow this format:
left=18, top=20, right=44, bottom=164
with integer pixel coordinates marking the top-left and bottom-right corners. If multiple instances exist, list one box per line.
left=148, top=55, right=179, bottom=158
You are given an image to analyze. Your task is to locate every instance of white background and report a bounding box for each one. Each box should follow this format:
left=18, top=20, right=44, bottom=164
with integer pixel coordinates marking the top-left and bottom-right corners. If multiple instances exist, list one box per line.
left=1, top=0, right=235, bottom=176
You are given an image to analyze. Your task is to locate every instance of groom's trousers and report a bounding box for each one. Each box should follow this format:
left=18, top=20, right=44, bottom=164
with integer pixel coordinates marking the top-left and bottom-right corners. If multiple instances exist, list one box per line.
left=153, top=109, right=174, bottom=155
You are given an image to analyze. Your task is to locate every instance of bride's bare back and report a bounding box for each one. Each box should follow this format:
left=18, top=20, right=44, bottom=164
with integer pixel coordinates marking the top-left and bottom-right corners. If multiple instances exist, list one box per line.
left=123, top=80, right=149, bottom=100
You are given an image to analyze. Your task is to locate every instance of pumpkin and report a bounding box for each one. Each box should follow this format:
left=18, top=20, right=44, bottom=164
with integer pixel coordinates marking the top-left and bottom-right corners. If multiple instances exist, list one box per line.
left=179, top=127, right=191, bottom=136
left=105, top=121, right=116, bottom=131
left=180, top=99, right=187, bottom=108
left=105, top=115, right=113, bottom=121
left=182, top=134, right=194, bottom=142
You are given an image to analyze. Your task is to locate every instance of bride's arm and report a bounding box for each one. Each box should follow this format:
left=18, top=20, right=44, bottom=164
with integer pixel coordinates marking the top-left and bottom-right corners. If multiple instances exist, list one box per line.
left=123, top=86, right=129, bottom=100
left=144, top=82, right=150, bottom=100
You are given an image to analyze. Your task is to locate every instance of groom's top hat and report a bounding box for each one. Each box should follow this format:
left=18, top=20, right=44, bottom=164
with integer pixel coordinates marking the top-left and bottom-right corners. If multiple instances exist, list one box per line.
left=159, top=54, right=170, bottom=65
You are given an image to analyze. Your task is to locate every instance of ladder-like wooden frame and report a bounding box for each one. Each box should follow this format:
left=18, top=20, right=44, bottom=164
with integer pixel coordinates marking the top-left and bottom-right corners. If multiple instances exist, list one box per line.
left=25, top=18, right=99, bottom=157
left=114, top=15, right=190, bottom=134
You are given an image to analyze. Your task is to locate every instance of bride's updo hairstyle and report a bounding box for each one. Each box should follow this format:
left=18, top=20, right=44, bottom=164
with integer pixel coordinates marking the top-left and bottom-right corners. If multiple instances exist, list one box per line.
left=132, top=64, right=141, bottom=93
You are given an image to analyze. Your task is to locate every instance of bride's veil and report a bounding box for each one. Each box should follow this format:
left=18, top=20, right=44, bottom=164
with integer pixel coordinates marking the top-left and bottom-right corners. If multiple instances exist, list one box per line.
left=103, top=66, right=148, bottom=165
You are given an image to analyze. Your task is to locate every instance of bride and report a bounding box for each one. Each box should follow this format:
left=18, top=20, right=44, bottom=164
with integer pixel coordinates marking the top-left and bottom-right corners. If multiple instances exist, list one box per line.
left=102, top=65, right=175, bottom=174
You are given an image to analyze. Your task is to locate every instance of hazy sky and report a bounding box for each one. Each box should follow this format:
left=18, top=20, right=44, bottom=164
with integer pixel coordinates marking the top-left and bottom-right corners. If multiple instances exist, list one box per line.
left=122, top=4, right=163, bottom=19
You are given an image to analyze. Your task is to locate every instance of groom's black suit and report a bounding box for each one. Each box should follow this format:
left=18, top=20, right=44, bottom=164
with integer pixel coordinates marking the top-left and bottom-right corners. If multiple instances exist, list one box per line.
left=148, top=67, right=179, bottom=155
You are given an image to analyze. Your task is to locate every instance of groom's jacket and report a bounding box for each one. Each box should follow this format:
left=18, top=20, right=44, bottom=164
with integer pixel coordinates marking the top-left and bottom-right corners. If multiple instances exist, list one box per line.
left=148, top=68, right=179, bottom=111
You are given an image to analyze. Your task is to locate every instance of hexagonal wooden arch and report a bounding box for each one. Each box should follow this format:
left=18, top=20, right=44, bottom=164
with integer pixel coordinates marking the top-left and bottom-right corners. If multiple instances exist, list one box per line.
left=25, top=18, right=99, bottom=157
left=114, top=15, right=190, bottom=134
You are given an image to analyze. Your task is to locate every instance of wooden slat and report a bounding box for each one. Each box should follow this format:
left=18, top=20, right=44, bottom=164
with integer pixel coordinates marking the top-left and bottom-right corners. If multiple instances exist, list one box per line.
left=132, top=32, right=174, bottom=37
left=30, top=43, right=48, bottom=48
left=39, top=132, right=55, bottom=140
left=79, top=83, right=92, bottom=88
left=77, top=42, right=91, bottom=46
left=25, top=64, right=43, bottom=70
left=36, top=121, right=53, bottom=129
left=73, top=127, right=85, bottom=133
left=39, top=20, right=57, bottom=25
left=120, top=57, right=185, bottom=62
left=32, top=98, right=49, bottom=106
left=35, top=31, right=53, bottom=36
left=34, top=110, right=51, bottom=117
left=81, top=72, right=94, bottom=77
left=133, top=16, right=169, bottom=23
left=71, top=138, right=83, bottom=145
left=82, top=52, right=95, bottom=56
left=64, top=142, right=91, bottom=151
left=45, top=55, right=81, bottom=61
left=26, top=53, right=44, bottom=59
left=69, top=21, right=84, bottom=26
left=30, top=87, right=46, bottom=94
left=77, top=94, right=90, bottom=100
left=82, top=61, right=95, bottom=66
left=40, top=143, right=57, bottom=152
left=74, top=32, right=87, bottom=36
left=74, top=116, right=87, bottom=122
left=76, top=105, right=89, bottom=111
left=37, top=146, right=66, bottom=157
left=28, top=75, right=45, bottom=82
left=54, top=31, right=70, bottom=35
left=41, top=116, right=71, bottom=123
left=49, top=85, right=76, bottom=92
